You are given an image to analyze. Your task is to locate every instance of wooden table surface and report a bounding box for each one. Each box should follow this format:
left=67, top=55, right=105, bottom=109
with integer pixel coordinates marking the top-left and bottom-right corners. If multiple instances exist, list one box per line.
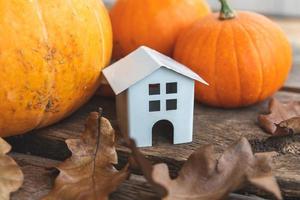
left=6, top=18, right=300, bottom=200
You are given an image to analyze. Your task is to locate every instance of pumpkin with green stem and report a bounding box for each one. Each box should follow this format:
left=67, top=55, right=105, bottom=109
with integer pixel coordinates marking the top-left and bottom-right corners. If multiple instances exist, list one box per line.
left=174, top=0, right=292, bottom=108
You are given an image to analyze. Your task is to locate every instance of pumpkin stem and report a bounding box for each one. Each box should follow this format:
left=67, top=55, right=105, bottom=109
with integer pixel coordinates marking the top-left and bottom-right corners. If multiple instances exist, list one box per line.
left=219, top=0, right=236, bottom=20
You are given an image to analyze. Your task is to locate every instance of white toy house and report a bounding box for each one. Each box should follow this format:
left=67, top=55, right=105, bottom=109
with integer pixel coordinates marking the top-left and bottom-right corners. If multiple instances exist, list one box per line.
left=103, top=46, right=208, bottom=147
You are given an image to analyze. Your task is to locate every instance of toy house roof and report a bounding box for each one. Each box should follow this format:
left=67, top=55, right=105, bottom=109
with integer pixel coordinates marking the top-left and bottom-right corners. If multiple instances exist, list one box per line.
left=103, top=46, right=208, bottom=95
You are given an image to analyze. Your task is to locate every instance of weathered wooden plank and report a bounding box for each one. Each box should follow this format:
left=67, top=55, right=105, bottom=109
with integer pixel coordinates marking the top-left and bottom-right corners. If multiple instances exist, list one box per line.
left=11, top=153, right=155, bottom=200
left=10, top=153, right=265, bottom=200
left=111, top=175, right=270, bottom=200
left=10, top=153, right=157, bottom=200
left=10, top=154, right=59, bottom=200
left=6, top=91, right=300, bottom=199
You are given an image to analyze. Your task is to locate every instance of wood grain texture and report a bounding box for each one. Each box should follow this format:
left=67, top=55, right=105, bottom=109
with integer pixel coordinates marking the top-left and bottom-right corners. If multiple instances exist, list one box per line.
left=7, top=91, right=300, bottom=199
left=11, top=153, right=270, bottom=200
left=10, top=153, right=58, bottom=200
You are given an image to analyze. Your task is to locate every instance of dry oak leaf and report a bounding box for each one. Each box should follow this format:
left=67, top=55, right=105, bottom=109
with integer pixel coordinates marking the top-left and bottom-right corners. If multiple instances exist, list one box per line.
left=0, top=137, right=24, bottom=200
left=258, top=98, right=300, bottom=136
left=129, top=138, right=282, bottom=200
left=275, top=117, right=300, bottom=136
left=43, top=111, right=129, bottom=200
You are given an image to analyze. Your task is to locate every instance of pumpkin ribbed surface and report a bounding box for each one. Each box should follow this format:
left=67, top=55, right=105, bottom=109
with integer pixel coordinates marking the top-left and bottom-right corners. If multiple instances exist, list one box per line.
left=174, top=12, right=292, bottom=108
left=110, top=0, right=211, bottom=59
left=0, top=0, right=112, bottom=137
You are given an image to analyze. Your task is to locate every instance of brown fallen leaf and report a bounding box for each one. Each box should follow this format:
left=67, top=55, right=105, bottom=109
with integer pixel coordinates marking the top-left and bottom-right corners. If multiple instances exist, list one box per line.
left=129, top=138, right=282, bottom=200
left=275, top=117, right=300, bottom=136
left=0, top=137, right=24, bottom=200
left=43, top=110, right=129, bottom=200
left=258, top=98, right=300, bottom=136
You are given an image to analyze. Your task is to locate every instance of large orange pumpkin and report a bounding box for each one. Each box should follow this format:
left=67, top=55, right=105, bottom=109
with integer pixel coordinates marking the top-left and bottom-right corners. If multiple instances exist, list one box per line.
left=174, top=0, right=292, bottom=108
left=110, top=0, right=211, bottom=59
left=0, top=0, right=112, bottom=137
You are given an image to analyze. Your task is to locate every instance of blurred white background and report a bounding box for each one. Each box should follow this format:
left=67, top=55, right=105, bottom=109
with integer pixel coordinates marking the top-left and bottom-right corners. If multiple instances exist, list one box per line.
left=207, top=0, right=300, bottom=17
left=104, top=0, right=300, bottom=17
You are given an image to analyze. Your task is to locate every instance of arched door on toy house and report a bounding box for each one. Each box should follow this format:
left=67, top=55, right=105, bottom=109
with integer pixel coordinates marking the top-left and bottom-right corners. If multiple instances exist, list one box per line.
left=152, top=120, right=174, bottom=145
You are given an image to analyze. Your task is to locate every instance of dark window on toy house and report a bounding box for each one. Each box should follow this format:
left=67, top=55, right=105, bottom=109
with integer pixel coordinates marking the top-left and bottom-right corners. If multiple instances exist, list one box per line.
left=149, top=84, right=160, bottom=95
left=166, top=99, right=177, bottom=110
left=166, top=82, right=177, bottom=94
left=149, top=84, right=160, bottom=112
left=166, top=82, right=178, bottom=110
left=149, top=100, right=160, bottom=112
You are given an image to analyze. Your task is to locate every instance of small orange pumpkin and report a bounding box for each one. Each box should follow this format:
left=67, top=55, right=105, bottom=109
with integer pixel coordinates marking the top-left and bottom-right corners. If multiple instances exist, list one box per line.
left=174, top=0, right=292, bottom=108
left=110, top=0, right=211, bottom=59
